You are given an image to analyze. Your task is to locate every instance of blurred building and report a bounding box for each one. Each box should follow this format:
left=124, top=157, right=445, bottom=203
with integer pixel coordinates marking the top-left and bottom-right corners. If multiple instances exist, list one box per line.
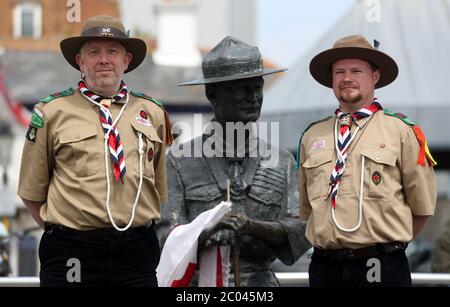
left=1, top=0, right=280, bottom=138
left=121, top=0, right=256, bottom=49
left=0, top=0, right=120, bottom=51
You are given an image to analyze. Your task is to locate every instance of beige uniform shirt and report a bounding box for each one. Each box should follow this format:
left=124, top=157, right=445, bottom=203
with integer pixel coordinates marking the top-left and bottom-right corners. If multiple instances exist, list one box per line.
left=18, top=88, right=168, bottom=230
left=299, top=111, right=437, bottom=249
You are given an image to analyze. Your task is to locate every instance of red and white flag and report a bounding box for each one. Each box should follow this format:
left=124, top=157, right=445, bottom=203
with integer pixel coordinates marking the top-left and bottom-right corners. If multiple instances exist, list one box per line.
left=198, top=245, right=230, bottom=287
left=157, top=201, right=231, bottom=287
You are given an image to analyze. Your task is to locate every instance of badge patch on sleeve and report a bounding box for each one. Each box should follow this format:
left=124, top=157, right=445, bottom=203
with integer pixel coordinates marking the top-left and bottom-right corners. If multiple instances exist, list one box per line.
left=30, top=109, right=44, bottom=128
left=26, top=126, right=38, bottom=142
left=372, top=171, right=381, bottom=185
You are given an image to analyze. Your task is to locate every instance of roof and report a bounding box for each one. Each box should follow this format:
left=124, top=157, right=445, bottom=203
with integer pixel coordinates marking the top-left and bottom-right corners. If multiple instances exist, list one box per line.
left=2, top=50, right=208, bottom=106
left=261, top=0, right=450, bottom=150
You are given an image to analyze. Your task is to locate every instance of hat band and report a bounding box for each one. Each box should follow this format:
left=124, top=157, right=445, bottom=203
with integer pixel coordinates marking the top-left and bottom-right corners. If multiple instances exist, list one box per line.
left=81, top=26, right=128, bottom=38
left=202, top=59, right=263, bottom=79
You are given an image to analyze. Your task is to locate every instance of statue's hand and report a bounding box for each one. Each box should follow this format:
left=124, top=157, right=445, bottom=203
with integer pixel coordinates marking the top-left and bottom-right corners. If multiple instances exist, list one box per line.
left=218, top=211, right=250, bottom=235
left=204, top=229, right=235, bottom=247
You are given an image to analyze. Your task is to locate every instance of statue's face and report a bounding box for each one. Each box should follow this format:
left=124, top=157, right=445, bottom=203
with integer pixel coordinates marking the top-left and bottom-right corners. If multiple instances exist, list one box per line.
left=209, top=77, right=264, bottom=124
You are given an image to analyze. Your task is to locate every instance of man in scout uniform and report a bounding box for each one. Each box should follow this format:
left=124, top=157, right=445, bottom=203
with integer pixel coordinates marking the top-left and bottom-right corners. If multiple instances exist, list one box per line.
left=298, top=35, right=437, bottom=287
left=18, top=15, right=172, bottom=287
left=156, top=36, right=310, bottom=287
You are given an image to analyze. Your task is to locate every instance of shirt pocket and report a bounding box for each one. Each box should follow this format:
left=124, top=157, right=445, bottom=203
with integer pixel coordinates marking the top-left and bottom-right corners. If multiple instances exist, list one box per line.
left=302, top=150, right=333, bottom=201
left=130, top=121, right=163, bottom=179
left=360, top=147, right=397, bottom=199
left=185, top=183, right=223, bottom=217
left=58, top=124, right=100, bottom=177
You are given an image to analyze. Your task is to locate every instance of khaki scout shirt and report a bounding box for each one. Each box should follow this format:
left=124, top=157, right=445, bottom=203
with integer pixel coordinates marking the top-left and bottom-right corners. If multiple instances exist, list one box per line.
left=299, top=110, right=437, bottom=249
left=18, top=88, right=168, bottom=230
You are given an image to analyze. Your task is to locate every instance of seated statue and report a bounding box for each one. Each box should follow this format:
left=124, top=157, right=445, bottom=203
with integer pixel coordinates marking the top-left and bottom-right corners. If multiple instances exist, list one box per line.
left=156, top=36, right=310, bottom=287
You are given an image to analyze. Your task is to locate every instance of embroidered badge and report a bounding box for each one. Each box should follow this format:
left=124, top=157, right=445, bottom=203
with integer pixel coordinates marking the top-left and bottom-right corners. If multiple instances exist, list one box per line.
left=30, top=109, right=44, bottom=128
left=312, top=140, right=326, bottom=151
left=372, top=171, right=382, bottom=185
left=147, top=148, right=154, bottom=162
left=140, top=110, right=148, bottom=120
left=26, top=126, right=38, bottom=143
left=136, top=117, right=154, bottom=128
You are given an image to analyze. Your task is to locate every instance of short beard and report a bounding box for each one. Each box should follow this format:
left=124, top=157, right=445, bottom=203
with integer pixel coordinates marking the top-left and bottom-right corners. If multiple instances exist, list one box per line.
left=340, top=92, right=362, bottom=104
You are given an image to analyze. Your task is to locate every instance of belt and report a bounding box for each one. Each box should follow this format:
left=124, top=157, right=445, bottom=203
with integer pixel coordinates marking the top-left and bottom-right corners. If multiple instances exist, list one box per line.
left=313, top=242, right=408, bottom=261
left=45, top=221, right=154, bottom=239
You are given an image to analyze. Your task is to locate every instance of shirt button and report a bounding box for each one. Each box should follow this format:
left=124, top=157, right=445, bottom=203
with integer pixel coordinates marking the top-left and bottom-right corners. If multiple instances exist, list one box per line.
left=376, top=157, right=380, bottom=161
left=380, top=143, right=386, bottom=148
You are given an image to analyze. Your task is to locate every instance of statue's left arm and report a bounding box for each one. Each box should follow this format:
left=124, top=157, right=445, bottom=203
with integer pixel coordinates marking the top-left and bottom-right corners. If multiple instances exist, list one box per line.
left=268, top=153, right=311, bottom=265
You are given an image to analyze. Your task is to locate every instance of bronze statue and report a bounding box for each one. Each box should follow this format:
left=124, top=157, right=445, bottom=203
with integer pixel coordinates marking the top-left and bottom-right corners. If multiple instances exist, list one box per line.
left=156, top=36, right=310, bottom=287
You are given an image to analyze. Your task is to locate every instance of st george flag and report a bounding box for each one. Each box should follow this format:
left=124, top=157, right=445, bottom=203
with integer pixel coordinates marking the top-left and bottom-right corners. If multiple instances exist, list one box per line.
left=157, top=201, right=232, bottom=287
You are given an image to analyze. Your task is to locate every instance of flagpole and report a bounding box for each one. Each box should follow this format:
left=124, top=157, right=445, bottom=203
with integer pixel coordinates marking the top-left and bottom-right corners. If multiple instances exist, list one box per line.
left=227, top=179, right=240, bottom=287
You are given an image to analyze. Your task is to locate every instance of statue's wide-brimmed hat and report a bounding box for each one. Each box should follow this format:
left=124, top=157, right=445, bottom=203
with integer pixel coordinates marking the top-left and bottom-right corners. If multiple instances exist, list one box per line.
left=60, top=15, right=147, bottom=73
left=309, top=35, right=398, bottom=89
left=179, top=36, right=286, bottom=86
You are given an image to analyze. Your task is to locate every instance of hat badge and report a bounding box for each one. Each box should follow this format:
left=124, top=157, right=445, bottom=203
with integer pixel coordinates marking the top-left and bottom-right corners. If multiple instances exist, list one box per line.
left=101, top=28, right=113, bottom=37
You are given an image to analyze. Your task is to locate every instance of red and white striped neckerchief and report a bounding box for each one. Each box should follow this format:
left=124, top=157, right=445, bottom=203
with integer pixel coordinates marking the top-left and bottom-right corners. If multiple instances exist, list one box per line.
left=326, top=99, right=383, bottom=208
left=78, top=79, right=127, bottom=182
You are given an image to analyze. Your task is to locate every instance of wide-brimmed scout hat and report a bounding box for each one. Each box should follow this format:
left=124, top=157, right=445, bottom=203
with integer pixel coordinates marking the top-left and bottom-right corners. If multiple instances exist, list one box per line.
left=179, top=36, right=286, bottom=86
left=60, top=15, right=147, bottom=73
left=309, top=35, right=398, bottom=89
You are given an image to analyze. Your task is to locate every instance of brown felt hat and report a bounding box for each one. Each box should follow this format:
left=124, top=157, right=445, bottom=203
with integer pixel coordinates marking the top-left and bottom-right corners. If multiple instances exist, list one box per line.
left=309, top=35, right=398, bottom=89
left=60, top=15, right=147, bottom=73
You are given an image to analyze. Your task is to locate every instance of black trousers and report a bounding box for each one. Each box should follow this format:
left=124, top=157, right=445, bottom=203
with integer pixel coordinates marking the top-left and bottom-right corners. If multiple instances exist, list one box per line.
left=39, top=224, right=160, bottom=287
left=309, top=249, right=412, bottom=287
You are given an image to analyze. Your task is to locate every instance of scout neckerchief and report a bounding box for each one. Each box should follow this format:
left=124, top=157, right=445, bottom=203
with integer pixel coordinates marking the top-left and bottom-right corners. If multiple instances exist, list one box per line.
left=326, top=99, right=383, bottom=209
left=78, top=79, right=127, bottom=182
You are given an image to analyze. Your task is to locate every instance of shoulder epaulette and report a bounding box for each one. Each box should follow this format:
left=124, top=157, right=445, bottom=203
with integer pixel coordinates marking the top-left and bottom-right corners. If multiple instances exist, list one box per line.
left=296, top=116, right=332, bottom=169
left=384, top=109, right=416, bottom=126
left=130, top=91, right=173, bottom=145
left=40, top=87, right=74, bottom=103
left=131, top=91, right=164, bottom=108
left=384, top=109, right=436, bottom=167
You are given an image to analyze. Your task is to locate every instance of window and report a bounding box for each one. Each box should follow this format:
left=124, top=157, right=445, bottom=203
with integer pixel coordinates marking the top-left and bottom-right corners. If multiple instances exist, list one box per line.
left=13, top=2, right=42, bottom=39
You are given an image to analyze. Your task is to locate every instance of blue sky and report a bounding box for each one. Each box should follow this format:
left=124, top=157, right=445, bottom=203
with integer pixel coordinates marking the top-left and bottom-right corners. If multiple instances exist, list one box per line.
left=257, top=0, right=354, bottom=67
